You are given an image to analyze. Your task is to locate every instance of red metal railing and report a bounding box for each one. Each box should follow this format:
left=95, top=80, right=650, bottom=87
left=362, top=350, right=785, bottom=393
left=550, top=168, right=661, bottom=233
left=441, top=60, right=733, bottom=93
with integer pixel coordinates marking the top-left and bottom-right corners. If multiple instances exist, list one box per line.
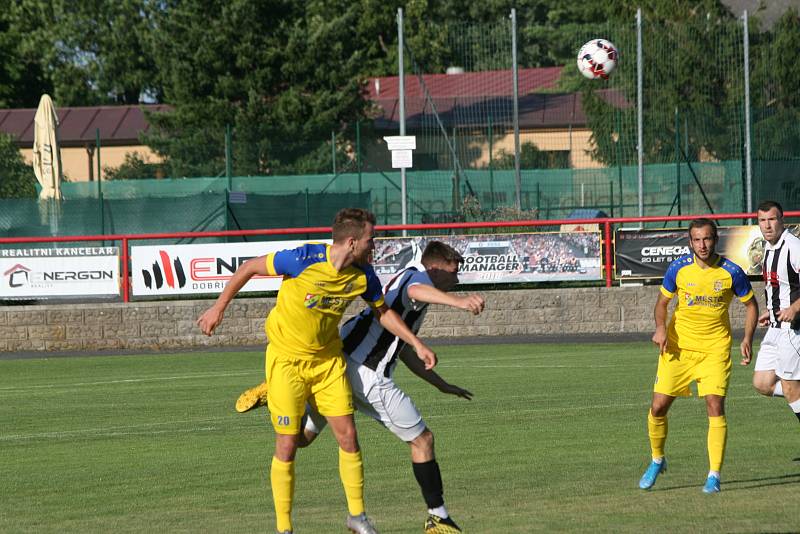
left=2, top=210, right=798, bottom=301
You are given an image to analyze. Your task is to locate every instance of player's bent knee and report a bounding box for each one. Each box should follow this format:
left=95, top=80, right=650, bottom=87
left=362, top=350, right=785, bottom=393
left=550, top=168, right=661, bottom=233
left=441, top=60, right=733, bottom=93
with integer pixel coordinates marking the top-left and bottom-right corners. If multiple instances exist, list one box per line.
left=752, top=381, right=773, bottom=396
left=411, top=428, right=435, bottom=455
left=330, top=422, right=359, bottom=452
left=752, top=374, right=776, bottom=396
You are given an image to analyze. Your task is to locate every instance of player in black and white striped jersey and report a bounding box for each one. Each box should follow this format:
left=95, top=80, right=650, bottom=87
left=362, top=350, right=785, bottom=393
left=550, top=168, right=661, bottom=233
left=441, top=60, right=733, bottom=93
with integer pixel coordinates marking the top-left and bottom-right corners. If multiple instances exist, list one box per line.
left=752, top=200, right=800, bottom=427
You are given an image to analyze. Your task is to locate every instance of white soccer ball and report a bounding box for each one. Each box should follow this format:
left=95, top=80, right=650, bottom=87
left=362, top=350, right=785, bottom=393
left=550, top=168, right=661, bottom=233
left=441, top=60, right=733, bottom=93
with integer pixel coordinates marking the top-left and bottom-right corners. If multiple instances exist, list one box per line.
left=577, top=39, right=618, bottom=80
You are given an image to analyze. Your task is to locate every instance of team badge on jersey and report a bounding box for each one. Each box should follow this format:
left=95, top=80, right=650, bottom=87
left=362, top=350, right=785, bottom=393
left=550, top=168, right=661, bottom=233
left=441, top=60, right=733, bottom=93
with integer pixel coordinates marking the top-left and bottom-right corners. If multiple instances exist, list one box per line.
left=305, top=293, right=321, bottom=308
left=713, top=280, right=723, bottom=292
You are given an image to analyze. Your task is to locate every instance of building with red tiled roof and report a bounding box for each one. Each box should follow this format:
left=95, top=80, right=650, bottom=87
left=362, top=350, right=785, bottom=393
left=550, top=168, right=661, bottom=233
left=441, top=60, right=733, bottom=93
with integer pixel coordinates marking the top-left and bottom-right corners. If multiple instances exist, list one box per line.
left=0, top=104, right=169, bottom=182
left=365, top=67, right=627, bottom=169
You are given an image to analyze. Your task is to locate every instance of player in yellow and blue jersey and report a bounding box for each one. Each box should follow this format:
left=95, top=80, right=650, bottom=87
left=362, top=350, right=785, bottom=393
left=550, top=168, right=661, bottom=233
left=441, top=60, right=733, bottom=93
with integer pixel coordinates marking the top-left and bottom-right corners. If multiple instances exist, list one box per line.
left=638, top=218, right=758, bottom=494
left=197, top=208, right=436, bottom=534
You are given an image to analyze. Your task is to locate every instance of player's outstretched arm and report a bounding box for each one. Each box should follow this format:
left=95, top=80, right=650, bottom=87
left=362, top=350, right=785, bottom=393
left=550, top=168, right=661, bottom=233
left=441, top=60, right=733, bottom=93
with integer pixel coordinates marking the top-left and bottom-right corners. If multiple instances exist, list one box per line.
left=197, top=256, right=268, bottom=336
left=739, top=296, right=758, bottom=366
left=374, top=304, right=437, bottom=369
left=407, top=284, right=485, bottom=315
left=398, top=347, right=473, bottom=400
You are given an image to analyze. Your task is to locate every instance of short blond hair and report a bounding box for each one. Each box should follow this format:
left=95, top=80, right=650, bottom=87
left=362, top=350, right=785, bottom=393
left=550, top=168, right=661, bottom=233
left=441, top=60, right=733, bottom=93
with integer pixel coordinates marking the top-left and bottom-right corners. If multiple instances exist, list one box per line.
left=332, top=208, right=376, bottom=242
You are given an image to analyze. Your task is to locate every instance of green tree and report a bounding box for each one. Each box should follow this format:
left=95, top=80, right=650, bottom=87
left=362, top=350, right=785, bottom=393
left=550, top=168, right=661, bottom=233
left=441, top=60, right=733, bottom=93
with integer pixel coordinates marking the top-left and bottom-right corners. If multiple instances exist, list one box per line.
left=0, top=134, right=37, bottom=198
left=0, top=2, right=52, bottom=107
left=493, top=141, right=568, bottom=169
left=144, top=0, right=374, bottom=176
left=103, top=152, right=170, bottom=181
left=750, top=9, right=800, bottom=161
left=2, top=0, right=160, bottom=106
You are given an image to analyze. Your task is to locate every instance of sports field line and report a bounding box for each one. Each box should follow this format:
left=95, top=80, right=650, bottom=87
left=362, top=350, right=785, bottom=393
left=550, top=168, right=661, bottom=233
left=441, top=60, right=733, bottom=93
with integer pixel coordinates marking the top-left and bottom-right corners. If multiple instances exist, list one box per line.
left=1, top=426, right=222, bottom=443
left=0, top=369, right=259, bottom=393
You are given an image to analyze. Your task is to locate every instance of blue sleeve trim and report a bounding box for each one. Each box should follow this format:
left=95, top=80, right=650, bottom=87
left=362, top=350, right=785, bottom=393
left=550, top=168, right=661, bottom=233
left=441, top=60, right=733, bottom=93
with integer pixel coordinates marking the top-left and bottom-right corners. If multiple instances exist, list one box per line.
left=354, top=262, right=384, bottom=302
left=272, top=243, right=327, bottom=277
left=721, top=257, right=753, bottom=298
left=662, top=254, right=690, bottom=293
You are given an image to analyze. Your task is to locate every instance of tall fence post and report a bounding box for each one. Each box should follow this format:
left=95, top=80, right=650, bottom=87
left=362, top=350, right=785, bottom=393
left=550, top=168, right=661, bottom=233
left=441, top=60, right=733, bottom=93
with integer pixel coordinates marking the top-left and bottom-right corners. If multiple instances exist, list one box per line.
left=604, top=221, right=613, bottom=287
left=675, top=107, right=681, bottom=217
left=331, top=130, right=337, bottom=176
left=305, top=188, right=310, bottom=238
left=636, top=8, right=644, bottom=221
left=397, top=7, right=408, bottom=236
left=95, top=128, right=104, bottom=237
left=488, top=113, right=495, bottom=211
left=510, top=8, right=522, bottom=211
left=356, top=121, right=362, bottom=194
left=742, top=10, right=753, bottom=219
left=615, top=111, right=624, bottom=218
left=122, top=237, right=130, bottom=303
left=225, top=124, right=232, bottom=235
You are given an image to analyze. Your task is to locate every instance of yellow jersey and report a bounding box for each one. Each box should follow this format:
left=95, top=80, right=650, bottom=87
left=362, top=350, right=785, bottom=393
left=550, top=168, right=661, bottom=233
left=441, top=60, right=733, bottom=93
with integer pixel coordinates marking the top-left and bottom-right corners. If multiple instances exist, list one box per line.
left=264, top=243, right=385, bottom=360
left=660, top=254, right=753, bottom=353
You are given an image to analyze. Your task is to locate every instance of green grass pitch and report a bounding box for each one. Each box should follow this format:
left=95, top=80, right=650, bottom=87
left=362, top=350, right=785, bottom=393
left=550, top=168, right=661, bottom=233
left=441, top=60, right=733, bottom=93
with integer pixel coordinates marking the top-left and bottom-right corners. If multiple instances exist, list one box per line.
left=1, top=341, right=798, bottom=533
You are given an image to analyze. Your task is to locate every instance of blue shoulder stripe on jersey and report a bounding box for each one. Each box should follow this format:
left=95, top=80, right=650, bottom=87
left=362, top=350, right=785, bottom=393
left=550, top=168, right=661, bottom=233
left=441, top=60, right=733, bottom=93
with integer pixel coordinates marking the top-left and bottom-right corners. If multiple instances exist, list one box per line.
left=352, top=262, right=383, bottom=303
left=662, top=254, right=693, bottom=293
left=272, top=243, right=328, bottom=277
left=719, top=256, right=753, bottom=298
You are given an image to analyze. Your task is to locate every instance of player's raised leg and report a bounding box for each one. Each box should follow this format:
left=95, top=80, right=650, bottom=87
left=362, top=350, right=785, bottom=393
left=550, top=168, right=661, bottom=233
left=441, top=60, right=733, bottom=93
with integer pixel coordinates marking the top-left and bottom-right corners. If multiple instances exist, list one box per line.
left=235, top=381, right=269, bottom=413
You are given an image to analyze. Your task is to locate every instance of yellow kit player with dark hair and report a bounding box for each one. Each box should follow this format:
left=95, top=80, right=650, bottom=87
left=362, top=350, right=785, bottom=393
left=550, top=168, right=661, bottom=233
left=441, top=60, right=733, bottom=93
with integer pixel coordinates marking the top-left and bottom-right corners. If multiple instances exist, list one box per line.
left=639, top=218, right=758, bottom=494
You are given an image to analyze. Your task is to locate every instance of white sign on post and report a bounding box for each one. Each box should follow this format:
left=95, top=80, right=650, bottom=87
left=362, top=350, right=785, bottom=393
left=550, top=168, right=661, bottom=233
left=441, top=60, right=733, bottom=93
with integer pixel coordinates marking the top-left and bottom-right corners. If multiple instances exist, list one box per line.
left=383, top=136, right=416, bottom=169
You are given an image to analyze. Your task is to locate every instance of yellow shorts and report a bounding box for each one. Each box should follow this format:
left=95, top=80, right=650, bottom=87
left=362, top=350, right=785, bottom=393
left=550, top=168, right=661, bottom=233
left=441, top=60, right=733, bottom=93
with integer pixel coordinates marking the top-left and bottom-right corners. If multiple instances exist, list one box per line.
left=265, top=344, right=354, bottom=434
left=653, top=348, right=731, bottom=397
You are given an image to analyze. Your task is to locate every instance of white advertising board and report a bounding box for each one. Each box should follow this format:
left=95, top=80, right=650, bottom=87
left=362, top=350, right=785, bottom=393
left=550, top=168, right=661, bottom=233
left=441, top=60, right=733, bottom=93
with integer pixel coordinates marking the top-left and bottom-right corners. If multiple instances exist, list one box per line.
left=131, top=240, right=331, bottom=296
left=0, top=247, right=120, bottom=298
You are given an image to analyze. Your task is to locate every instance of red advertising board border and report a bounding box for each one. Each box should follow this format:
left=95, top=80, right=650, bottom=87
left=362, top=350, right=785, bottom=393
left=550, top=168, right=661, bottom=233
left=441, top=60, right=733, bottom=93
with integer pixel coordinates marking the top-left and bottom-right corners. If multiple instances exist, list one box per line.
left=2, top=211, right=799, bottom=301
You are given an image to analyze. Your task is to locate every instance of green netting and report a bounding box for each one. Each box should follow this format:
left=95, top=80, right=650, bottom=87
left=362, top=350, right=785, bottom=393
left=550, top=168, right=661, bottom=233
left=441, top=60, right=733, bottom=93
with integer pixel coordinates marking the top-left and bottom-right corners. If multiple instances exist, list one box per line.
left=0, top=188, right=370, bottom=242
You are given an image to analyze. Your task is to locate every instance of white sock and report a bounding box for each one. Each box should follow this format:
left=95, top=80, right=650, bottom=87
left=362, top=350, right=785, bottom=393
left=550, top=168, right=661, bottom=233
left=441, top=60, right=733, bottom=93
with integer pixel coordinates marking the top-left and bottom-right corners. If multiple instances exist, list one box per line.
left=708, top=470, right=720, bottom=479
left=428, top=506, right=448, bottom=519
left=773, top=381, right=784, bottom=397
left=652, top=457, right=664, bottom=464
left=789, top=398, right=800, bottom=414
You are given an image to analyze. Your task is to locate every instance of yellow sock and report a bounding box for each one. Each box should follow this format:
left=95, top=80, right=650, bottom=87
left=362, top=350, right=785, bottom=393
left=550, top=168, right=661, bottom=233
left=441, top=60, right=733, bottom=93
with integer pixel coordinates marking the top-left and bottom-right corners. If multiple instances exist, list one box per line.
left=271, top=456, right=295, bottom=532
left=338, top=448, right=365, bottom=516
left=647, top=412, right=668, bottom=459
left=707, top=415, right=727, bottom=472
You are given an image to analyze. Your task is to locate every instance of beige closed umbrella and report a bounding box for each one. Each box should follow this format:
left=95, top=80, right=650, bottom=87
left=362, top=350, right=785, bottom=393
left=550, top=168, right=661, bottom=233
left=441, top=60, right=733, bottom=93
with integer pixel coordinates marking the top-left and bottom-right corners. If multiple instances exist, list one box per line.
left=32, top=94, right=63, bottom=232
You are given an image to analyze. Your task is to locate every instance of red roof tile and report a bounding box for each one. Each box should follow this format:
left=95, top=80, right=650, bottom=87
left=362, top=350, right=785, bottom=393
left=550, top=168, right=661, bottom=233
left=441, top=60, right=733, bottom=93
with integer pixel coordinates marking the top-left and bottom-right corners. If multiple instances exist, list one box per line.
left=366, top=67, right=563, bottom=99
left=0, top=104, right=170, bottom=148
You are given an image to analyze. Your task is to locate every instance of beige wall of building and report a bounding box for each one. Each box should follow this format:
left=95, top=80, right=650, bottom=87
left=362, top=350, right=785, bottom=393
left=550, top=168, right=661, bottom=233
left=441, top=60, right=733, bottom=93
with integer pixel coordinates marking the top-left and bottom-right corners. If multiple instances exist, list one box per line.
left=403, top=127, right=603, bottom=171
left=475, top=128, right=602, bottom=169
left=20, top=145, right=164, bottom=182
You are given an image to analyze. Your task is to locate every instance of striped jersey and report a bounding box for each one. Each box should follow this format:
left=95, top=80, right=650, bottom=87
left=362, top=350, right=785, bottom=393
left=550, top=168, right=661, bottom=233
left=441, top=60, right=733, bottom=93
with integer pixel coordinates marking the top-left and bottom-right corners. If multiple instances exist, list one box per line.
left=761, top=229, right=800, bottom=330
left=264, top=243, right=385, bottom=360
left=340, top=264, right=431, bottom=377
left=660, top=254, right=753, bottom=352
